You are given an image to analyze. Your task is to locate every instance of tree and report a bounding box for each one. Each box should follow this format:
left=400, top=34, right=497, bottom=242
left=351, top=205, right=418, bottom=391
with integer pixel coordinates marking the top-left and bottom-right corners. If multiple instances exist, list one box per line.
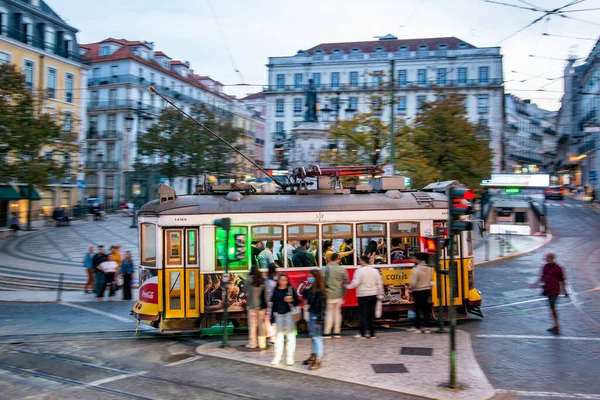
left=137, top=105, right=245, bottom=186
left=396, top=93, right=493, bottom=189
left=0, top=64, right=78, bottom=230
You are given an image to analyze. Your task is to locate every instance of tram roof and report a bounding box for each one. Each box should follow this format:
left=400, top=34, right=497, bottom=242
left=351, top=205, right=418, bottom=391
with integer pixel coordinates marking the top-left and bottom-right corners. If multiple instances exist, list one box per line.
left=138, top=192, right=448, bottom=216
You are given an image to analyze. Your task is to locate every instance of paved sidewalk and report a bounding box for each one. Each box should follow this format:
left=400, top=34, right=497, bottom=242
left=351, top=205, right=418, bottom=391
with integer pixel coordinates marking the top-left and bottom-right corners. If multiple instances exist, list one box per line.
left=195, top=330, right=495, bottom=400
left=473, top=234, right=551, bottom=266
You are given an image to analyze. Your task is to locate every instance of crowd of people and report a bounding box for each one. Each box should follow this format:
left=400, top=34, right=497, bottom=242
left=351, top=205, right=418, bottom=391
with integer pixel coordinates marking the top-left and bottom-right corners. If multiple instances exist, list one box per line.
left=251, top=237, right=412, bottom=269
left=83, top=244, right=135, bottom=300
left=241, top=249, right=434, bottom=370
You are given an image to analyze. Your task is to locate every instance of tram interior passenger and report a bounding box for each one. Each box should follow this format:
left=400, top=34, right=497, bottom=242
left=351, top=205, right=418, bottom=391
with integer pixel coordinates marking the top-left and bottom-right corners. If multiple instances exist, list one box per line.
left=390, top=238, right=407, bottom=263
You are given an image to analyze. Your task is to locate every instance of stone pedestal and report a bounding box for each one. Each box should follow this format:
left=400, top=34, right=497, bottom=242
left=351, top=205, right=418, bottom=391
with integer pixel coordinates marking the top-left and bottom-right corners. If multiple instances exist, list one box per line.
left=290, top=121, right=329, bottom=169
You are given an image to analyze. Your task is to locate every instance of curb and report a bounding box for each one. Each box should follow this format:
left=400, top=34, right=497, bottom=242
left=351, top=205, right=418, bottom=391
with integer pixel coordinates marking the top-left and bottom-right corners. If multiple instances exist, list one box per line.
left=474, top=234, right=552, bottom=267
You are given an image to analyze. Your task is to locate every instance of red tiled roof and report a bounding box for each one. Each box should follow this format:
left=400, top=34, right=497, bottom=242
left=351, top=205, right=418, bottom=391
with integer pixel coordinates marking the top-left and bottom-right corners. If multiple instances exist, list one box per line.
left=154, top=51, right=171, bottom=59
left=305, top=36, right=474, bottom=55
left=170, top=60, right=188, bottom=66
left=241, top=92, right=265, bottom=101
left=80, top=40, right=232, bottom=101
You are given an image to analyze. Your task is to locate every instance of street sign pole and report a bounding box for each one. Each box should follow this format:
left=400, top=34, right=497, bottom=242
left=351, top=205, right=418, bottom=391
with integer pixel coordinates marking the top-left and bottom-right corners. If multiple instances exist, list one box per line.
left=447, top=187, right=457, bottom=388
left=221, top=228, right=230, bottom=348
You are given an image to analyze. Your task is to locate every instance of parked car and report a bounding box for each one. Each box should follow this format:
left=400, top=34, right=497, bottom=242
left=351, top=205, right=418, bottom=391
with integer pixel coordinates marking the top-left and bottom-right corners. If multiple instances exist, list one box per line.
left=545, top=186, right=564, bottom=200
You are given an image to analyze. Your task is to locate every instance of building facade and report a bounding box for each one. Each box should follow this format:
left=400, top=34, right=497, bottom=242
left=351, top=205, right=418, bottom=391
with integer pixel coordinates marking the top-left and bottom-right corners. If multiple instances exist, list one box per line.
left=264, top=35, right=505, bottom=172
left=81, top=39, right=266, bottom=206
left=240, top=92, right=266, bottom=175
left=555, top=38, right=599, bottom=196
left=0, top=0, right=87, bottom=222
left=504, top=94, right=557, bottom=174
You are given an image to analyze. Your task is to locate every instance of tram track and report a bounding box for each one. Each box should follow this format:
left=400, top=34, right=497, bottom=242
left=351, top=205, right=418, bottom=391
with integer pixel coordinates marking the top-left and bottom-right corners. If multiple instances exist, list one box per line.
left=0, top=346, right=264, bottom=400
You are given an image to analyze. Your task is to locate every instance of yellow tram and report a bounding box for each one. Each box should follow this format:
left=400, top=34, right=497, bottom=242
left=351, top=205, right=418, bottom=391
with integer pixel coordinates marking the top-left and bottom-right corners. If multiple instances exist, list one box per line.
left=132, top=179, right=482, bottom=333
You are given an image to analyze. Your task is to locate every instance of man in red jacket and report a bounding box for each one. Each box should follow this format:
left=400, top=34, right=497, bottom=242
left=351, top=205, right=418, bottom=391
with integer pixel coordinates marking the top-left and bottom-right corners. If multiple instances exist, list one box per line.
left=539, top=253, right=568, bottom=333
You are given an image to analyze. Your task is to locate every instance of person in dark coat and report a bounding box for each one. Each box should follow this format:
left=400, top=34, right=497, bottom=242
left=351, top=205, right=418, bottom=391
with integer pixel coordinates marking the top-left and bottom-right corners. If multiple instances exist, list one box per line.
left=120, top=251, right=134, bottom=300
left=302, top=269, right=326, bottom=370
left=292, top=240, right=315, bottom=267
left=92, top=246, right=108, bottom=297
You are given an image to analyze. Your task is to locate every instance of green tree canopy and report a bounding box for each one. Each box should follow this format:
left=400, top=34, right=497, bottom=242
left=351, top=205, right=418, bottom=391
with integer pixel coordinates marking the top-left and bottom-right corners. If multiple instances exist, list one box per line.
left=396, top=93, right=492, bottom=189
left=137, top=105, right=245, bottom=184
left=0, top=63, right=78, bottom=228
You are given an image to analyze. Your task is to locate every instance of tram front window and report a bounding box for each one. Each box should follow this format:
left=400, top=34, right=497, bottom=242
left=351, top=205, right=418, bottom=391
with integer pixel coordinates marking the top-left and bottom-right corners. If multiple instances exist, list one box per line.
left=141, top=223, right=156, bottom=267
left=358, top=223, right=387, bottom=264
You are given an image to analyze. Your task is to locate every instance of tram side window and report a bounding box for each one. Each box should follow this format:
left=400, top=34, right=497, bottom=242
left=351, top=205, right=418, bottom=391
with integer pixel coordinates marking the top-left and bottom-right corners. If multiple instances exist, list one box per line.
left=322, top=223, right=355, bottom=266
left=187, top=229, right=198, bottom=265
left=251, top=225, right=283, bottom=268
left=287, top=224, right=318, bottom=267
left=215, top=226, right=248, bottom=271
left=141, top=223, right=156, bottom=267
left=390, top=222, right=420, bottom=262
left=357, top=223, right=387, bottom=264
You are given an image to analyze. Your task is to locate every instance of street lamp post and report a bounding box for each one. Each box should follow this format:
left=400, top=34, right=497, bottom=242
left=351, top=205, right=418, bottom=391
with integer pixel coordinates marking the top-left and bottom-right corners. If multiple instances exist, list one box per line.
left=97, top=152, right=104, bottom=208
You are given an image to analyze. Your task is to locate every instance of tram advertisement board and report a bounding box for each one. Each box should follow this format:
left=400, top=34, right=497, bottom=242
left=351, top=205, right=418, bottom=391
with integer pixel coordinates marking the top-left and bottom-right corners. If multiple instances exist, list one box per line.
left=203, top=273, right=247, bottom=313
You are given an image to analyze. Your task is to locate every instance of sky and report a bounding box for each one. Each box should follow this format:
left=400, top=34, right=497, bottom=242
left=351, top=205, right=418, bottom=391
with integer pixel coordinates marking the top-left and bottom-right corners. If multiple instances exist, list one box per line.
left=48, top=0, right=600, bottom=111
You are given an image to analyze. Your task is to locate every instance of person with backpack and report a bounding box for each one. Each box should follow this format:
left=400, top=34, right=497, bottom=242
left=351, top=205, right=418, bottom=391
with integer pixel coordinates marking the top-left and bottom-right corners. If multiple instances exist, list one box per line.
left=270, top=273, right=299, bottom=365
left=302, top=269, right=326, bottom=370
left=322, top=253, right=349, bottom=339
left=538, top=253, right=567, bottom=333
left=243, top=265, right=269, bottom=349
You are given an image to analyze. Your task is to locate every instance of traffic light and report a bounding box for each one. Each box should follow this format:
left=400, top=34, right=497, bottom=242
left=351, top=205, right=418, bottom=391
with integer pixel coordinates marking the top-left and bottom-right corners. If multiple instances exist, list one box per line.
left=449, top=187, right=476, bottom=233
left=214, top=217, right=231, bottom=231
left=234, top=233, right=246, bottom=261
left=422, top=235, right=447, bottom=270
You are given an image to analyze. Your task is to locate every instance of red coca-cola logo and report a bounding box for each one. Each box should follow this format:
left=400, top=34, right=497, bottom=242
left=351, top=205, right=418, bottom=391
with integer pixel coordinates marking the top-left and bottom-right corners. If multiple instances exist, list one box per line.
left=139, top=282, right=158, bottom=304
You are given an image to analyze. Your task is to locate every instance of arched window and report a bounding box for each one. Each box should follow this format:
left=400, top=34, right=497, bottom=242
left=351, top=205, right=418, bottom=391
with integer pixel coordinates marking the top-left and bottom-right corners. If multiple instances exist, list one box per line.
left=351, top=48, right=361, bottom=54
left=459, top=43, right=469, bottom=49
left=437, top=44, right=448, bottom=56
left=398, top=46, right=409, bottom=57
left=375, top=47, right=384, bottom=53
left=418, top=45, right=429, bottom=57
left=314, top=50, right=323, bottom=55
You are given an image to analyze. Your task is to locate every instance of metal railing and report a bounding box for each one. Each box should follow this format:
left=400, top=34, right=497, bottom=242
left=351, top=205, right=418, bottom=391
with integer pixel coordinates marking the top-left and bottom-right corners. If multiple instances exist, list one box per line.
left=85, top=160, right=119, bottom=170
left=264, top=78, right=503, bottom=92
left=2, top=25, right=81, bottom=61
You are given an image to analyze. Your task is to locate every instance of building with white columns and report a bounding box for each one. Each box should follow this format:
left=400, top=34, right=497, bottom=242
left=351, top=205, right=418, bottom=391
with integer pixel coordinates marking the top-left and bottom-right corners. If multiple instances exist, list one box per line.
left=264, top=34, right=505, bottom=172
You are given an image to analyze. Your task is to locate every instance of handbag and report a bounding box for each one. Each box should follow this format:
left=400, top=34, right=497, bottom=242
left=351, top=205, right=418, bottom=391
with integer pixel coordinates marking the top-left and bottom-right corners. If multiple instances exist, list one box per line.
left=375, top=300, right=383, bottom=318
left=288, top=287, right=302, bottom=322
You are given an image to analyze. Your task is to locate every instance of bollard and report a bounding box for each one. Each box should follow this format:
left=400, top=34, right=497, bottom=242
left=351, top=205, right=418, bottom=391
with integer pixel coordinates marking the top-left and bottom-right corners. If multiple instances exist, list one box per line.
left=56, top=273, right=64, bottom=302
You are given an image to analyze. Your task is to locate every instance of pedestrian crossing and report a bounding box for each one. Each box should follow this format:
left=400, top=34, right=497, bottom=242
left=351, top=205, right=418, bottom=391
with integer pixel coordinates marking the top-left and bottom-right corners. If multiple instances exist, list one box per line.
left=546, top=202, right=589, bottom=209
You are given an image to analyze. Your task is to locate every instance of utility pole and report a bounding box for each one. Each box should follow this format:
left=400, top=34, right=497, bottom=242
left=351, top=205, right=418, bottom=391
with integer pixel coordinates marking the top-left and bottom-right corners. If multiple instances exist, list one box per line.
left=389, top=59, right=395, bottom=175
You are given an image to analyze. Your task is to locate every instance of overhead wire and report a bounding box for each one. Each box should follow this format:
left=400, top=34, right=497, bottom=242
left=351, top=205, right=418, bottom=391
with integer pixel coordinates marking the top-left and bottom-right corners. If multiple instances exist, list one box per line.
left=206, top=0, right=245, bottom=84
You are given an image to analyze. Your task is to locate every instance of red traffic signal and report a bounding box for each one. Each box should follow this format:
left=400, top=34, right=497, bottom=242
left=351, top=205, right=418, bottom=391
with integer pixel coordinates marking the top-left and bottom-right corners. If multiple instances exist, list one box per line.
left=450, top=188, right=475, bottom=216
left=425, top=236, right=437, bottom=253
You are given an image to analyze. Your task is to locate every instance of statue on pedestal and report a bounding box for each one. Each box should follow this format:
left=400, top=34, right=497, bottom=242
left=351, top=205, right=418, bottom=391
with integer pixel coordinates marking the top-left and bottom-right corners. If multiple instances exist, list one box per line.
left=304, top=79, right=318, bottom=122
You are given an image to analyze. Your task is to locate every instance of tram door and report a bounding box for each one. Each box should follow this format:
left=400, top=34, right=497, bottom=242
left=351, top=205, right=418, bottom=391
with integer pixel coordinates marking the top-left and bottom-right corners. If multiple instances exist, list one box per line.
left=164, top=228, right=200, bottom=319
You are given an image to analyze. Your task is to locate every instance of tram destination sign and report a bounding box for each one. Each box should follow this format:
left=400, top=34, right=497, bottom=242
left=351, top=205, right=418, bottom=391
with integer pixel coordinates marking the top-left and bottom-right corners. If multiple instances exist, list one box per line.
left=481, top=174, right=550, bottom=188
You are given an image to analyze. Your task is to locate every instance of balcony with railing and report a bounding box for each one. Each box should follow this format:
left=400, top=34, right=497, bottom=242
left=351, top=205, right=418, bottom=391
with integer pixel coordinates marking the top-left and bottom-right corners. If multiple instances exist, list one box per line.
left=87, top=74, right=233, bottom=118
left=263, top=78, right=503, bottom=93
left=272, top=131, right=286, bottom=141
left=3, top=25, right=81, bottom=61
left=85, top=160, right=119, bottom=170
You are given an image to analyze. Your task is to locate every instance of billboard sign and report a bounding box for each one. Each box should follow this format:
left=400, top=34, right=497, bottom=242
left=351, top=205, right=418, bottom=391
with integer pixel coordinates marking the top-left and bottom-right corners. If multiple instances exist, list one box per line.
left=481, top=174, right=550, bottom=188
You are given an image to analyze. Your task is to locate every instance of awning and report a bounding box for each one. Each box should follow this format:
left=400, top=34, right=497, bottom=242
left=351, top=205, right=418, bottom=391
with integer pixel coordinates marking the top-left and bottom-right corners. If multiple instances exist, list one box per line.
left=0, top=186, right=21, bottom=201
left=19, top=186, right=41, bottom=201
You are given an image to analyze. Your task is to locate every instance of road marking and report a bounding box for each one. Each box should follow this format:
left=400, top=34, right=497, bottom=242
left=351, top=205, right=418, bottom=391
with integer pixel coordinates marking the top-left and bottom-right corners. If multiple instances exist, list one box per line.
left=496, top=389, right=600, bottom=399
left=87, top=372, right=144, bottom=386
left=61, top=302, right=134, bottom=323
left=165, top=355, right=203, bottom=367
left=477, top=334, right=600, bottom=342
left=577, top=204, right=584, bottom=208
left=481, top=298, right=548, bottom=309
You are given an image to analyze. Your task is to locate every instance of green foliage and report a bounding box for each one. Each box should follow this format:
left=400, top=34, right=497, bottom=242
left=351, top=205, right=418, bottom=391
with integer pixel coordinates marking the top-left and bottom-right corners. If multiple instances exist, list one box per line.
left=137, top=105, right=244, bottom=183
left=324, top=112, right=388, bottom=166
left=0, top=63, right=78, bottom=187
left=399, top=93, right=493, bottom=189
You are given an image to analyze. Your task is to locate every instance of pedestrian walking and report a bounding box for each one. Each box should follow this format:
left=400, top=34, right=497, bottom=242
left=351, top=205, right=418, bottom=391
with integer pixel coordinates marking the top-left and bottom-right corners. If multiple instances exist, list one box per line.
left=98, top=254, right=119, bottom=299
left=83, top=246, right=95, bottom=294
left=302, top=269, right=326, bottom=370
left=322, top=253, right=349, bottom=339
left=93, top=246, right=108, bottom=297
left=539, top=253, right=567, bottom=333
left=270, top=273, right=299, bottom=365
left=347, top=255, right=384, bottom=339
left=264, top=264, right=278, bottom=344
left=243, top=265, right=269, bottom=349
left=9, top=213, right=20, bottom=236
left=120, top=251, right=134, bottom=300
left=407, top=253, right=434, bottom=333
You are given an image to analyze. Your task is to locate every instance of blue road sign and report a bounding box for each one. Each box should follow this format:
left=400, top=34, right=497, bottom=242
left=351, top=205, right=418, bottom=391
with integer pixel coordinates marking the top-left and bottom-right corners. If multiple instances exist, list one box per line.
left=76, top=180, right=86, bottom=189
